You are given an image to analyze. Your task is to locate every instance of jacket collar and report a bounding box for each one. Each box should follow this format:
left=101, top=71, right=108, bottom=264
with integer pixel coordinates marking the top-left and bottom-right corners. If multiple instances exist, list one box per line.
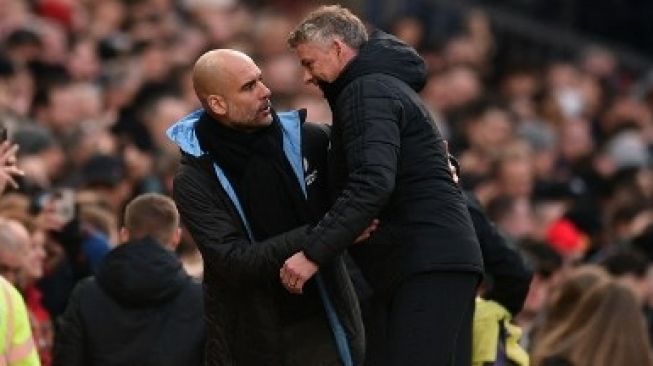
left=166, top=109, right=307, bottom=158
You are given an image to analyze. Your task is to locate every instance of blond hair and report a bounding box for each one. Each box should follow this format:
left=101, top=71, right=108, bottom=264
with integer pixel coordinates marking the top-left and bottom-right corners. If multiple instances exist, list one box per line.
left=288, top=5, right=368, bottom=49
left=123, top=193, right=179, bottom=244
left=534, top=280, right=653, bottom=366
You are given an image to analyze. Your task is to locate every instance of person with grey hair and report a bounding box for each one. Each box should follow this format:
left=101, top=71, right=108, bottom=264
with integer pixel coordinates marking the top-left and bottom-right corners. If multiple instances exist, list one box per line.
left=282, top=5, right=483, bottom=366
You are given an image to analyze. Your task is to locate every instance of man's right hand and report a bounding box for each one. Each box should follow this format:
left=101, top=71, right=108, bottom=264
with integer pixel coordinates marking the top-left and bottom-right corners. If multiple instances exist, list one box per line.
left=354, top=219, right=379, bottom=244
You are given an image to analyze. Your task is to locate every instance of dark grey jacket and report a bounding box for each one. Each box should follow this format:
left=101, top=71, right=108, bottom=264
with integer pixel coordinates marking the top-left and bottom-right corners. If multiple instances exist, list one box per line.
left=53, top=237, right=205, bottom=366
left=169, top=110, right=364, bottom=365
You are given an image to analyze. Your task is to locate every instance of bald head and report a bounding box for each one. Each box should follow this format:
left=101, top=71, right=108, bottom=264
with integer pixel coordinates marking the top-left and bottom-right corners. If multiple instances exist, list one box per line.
left=192, top=49, right=255, bottom=105
left=191, top=48, right=273, bottom=130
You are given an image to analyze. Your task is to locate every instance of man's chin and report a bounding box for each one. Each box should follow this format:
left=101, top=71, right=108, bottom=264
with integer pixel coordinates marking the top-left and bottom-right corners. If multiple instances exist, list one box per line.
left=261, top=114, right=273, bottom=124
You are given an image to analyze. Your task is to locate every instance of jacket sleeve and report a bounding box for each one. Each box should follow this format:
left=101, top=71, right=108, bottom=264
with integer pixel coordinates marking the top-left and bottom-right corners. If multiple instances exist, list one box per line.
left=303, top=80, right=401, bottom=266
left=52, top=280, right=88, bottom=366
left=465, top=193, right=533, bottom=315
left=173, top=167, right=308, bottom=287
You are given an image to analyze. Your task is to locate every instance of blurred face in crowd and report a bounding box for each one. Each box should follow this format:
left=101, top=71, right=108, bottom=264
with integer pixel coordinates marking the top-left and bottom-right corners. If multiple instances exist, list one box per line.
left=194, top=50, right=273, bottom=131
left=496, top=158, right=534, bottom=198
left=0, top=221, right=29, bottom=285
left=467, top=107, right=513, bottom=150
left=295, top=38, right=350, bottom=86
left=22, top=228, right=46, bottom=282
left=146, top=96, right=189, bottom=152
left=496, top=197, right=535, bottom=240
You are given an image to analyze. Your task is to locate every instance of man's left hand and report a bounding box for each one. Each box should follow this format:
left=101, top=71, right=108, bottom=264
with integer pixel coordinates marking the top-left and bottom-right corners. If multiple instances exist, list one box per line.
left=280, top=251, right=318, bottom=294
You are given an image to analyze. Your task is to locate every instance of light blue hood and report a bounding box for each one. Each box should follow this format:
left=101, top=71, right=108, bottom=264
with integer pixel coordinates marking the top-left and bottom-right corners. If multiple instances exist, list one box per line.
left=167, top=108, right=306, bottom=196
left=166, top=108, right=307, bottom=239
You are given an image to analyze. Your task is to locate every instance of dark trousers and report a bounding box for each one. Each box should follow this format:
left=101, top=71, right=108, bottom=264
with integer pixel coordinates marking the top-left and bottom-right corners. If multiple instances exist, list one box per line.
left=364, top=271, right=478, bottom=366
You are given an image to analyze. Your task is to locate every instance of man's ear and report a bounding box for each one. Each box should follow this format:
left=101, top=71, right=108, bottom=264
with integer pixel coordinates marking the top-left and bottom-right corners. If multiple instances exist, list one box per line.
left=333, top=38, right=343, bottom=57
left=207, top=95, right=227, bottom=116
left=119, top=227, right=130, bottom=243
left=169, top=227, right=182, bottom=250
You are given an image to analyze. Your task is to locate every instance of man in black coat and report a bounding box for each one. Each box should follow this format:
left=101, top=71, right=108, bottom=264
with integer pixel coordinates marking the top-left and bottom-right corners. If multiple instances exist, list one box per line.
left=53, top=193, right=205, bottom=366
left=282, top=5, right=484, bottom=366
left=168, top=49, right=366, bottom=366
left=447, top=153, right=532, bottom=315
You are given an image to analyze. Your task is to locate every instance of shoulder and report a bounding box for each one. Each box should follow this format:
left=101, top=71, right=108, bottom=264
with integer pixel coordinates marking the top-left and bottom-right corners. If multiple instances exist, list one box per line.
left=71, top=277, right=99, bottom=298
left=336, top=74, right=402, bottom=108
left=303, top=122, right=330, bottom=141
left=174, top=154, right=216, bottom=192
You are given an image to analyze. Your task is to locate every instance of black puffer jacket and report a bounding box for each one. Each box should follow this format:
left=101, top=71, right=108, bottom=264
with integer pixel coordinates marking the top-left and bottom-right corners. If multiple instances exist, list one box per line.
left=171, top=115, right=364, bottom=366
left=53, top=237, right=205, bottom=366
left=303, top=30, right=484, bottom=295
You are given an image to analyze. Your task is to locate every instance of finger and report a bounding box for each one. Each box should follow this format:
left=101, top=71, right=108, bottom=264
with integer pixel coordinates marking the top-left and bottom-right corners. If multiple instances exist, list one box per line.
left=5, top=166, right=24, bottom=177
left=280, top=267, right=290, bottom=285
left=0, top=144, right=18, bottom=163
left=294, top=279, right=305, bottom=294
left=5, top=175, right=18, bottom=189
left=284, top=275, right=300, bottom=294
left=281, top=277, right=293, bottom=292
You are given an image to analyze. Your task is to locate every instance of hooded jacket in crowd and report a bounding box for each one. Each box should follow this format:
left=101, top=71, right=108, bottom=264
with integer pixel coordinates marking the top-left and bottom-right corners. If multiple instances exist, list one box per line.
left=53, top=237, right=205, bottom=366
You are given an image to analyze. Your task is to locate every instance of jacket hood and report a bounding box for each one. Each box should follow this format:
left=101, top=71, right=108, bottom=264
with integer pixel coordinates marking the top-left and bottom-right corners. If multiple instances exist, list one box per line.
left=321, top=30, right=427, bottom=101
left=96, top=237, right=189, bottom=308
left=167, top=108, right=205, bottom=157
left=166, top=108, right=306, bottom=158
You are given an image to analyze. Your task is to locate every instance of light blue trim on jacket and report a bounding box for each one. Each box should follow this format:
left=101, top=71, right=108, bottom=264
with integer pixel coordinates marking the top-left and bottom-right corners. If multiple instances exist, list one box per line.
left=277, top=111, right=353, bottom=366
left=166, top=109, right=254, bottom=238
left=167, top=109, right=353, bottom=366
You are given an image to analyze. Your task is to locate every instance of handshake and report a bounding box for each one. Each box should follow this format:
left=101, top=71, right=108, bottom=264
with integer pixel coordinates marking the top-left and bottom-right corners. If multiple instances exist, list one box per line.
left=279, top=218, right=379, bottom=294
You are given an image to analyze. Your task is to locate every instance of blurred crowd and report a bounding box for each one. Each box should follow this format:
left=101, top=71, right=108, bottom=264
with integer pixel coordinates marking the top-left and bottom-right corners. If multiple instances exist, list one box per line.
left=1, top=0, right=653, bottom=365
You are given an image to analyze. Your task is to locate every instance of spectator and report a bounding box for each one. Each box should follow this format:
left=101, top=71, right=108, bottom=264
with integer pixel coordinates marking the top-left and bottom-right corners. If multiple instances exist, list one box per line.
left=0, top=275, right=40, bottom=366
left=53, top=193, right=205, bottom=366
left=533, top=280, right=653, bottom=366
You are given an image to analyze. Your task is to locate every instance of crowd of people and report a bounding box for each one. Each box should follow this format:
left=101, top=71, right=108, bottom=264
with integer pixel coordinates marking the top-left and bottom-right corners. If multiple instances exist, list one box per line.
left=0, top=0, right=653, bottom=365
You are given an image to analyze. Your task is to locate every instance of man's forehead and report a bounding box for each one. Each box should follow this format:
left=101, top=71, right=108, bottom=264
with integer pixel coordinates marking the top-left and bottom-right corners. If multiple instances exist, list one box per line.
left=224, top=61, right=261, bottom=86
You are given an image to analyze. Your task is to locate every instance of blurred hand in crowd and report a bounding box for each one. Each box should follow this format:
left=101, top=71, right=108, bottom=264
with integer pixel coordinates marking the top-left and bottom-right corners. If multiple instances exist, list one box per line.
left=0, top=141, right=23, bottom=194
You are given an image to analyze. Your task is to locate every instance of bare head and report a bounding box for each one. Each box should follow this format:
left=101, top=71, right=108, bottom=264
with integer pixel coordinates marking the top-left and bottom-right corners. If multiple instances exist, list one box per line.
left=0, top=219, right=30, bottom=285
left=288, top=5, right=368, bottom=85
left=120, top=193, right=181, bottom=250
left=192, top=49, right=272, bottom=131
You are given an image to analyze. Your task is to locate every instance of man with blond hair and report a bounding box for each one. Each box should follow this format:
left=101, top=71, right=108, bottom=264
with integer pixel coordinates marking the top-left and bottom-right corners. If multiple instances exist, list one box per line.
left=281, top=5, right=484, bottom=366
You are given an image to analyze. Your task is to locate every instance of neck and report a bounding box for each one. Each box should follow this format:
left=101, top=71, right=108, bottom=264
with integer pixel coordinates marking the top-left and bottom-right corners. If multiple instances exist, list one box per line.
left=341, top=47, right=358, bottom=66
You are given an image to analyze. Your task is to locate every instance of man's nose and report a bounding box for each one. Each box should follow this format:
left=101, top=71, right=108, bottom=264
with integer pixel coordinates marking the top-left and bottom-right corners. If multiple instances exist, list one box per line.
left=303, top=69, right=314, bottom=85
left=260, top=82, right=271, bottom=98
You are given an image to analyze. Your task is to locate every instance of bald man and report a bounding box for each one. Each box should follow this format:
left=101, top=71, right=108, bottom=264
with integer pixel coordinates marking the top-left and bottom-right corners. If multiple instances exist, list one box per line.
left=0, top=219, right=30, bottom=286
left=167, top=50, right=365, bottom=366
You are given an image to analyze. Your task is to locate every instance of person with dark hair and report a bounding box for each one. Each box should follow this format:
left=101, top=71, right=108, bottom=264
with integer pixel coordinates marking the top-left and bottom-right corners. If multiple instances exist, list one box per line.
left=515, top=239, right=563, bottom=349
left=53, top=193, right=205, bottom=366
left=284, top=5, right=483, bottom=366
